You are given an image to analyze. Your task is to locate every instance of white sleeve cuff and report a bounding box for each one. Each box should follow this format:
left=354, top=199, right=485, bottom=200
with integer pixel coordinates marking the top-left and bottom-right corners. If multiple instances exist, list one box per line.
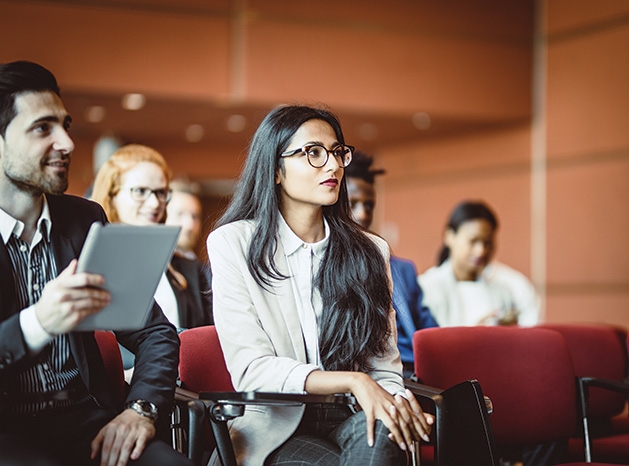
left=20, top=305, right=54, bottom=352
left=282, top=364, right=320, bottom=394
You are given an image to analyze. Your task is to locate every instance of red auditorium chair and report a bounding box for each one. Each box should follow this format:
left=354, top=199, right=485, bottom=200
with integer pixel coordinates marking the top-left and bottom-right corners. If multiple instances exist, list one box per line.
left=412, top=326, right=622, bottom=465
left=177, top=325, right=498, bottom=466
left=94, top=330, right=126, bottom=407
left=540, top=323, right=629, bottom=463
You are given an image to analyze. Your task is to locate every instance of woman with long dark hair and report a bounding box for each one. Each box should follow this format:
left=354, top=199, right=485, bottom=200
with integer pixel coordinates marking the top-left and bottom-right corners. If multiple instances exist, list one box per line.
left=207, top=105, right=431, bottom=466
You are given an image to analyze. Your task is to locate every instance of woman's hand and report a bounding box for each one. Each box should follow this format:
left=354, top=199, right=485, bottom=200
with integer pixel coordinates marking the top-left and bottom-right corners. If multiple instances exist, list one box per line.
left=305, top=370, right=433, bottom=451
left=349, top=372, right=433, bottom=451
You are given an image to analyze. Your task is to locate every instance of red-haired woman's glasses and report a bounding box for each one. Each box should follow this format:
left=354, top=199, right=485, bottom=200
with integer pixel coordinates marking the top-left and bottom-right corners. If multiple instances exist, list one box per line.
left=128, top=186, right=172, bottom=203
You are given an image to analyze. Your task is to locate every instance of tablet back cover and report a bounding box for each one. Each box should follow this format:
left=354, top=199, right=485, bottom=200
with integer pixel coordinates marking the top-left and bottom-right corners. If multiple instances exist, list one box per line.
left=74, top=222, right=180, bottom=331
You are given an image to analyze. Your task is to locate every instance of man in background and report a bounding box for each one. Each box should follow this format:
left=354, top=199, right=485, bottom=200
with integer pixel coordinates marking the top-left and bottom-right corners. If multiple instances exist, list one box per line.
left=166, top=180, right=203, bottom=260
left=165, top=180, right=212, bottom=310
left=344, top=151, right=438, bottom=378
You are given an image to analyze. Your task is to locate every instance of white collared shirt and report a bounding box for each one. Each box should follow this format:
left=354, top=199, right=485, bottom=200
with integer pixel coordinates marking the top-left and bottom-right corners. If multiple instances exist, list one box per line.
left=0, top=197, right=52, bottom=247
left=0, top=197, right=55, bottom=351
left=277, top=214, right=329, bottom=368
left=154, top=272, right=180, bottom=328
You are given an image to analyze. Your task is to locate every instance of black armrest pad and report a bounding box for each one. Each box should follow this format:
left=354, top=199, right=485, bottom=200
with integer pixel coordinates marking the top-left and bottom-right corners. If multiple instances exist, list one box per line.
left=175, top=386, right=200, bottom=401
left=405, top=379, right=445, bottom=397
left=199, top=391, right=356, bottom=407
left=405, top=380, right=446, bottom=414
left=581, top=377, right=629, bottom=394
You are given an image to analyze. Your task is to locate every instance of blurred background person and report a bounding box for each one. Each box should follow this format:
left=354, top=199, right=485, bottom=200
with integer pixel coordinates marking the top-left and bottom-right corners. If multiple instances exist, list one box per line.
left=418, top=200, right=540, bottom=328
left=91, top=144, right=213, bottom=332
left=345, top=150, right=438, bottom=378
left=166, top=180, right=203, bottom=260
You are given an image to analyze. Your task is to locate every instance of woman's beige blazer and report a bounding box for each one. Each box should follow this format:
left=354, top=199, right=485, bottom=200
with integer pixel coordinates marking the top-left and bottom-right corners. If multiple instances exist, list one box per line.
left=207, top=219, right=404, bottom=466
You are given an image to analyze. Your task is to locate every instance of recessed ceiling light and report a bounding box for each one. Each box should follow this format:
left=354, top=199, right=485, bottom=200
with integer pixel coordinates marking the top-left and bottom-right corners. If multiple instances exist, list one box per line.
left=121, top=93, right=146, bottom=111
left=226, top=114, right=246, bottom=133
left=412, top=112, right=431, bottom=130
left=85, top=105, right=105, bottom=123
left=359, top=123, right=378, bottom=141
left=185, top=124, right=204, bottom=142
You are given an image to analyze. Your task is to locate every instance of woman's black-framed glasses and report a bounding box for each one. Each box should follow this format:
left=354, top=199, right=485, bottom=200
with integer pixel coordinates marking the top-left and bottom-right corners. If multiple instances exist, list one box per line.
left=128, top=186, right=173, bottom=203
left=280, top=144, right=354, bottom=168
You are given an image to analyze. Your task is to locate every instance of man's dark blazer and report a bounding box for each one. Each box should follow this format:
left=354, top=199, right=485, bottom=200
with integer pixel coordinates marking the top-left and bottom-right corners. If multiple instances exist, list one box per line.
left=168, top=254, right=213, bottom=328
left=0, top=194, right=180, bottom=420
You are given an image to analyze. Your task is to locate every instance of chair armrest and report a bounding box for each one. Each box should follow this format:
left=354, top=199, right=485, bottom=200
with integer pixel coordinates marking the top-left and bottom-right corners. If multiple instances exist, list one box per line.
left=175, top=386, right=200, bottom=401
left=185, top=399, right=207, bottom=466
left=172, top=388, right=205, bottom=464
left=199, top=391, right=355, bottom=406
left=405, top=379, right=494, bottom=416
left=578, top=376, right=629, bottom=462
left=580, top=376, right=629, bottom=394
left=405, top=379, right=445, bottom=400
left=406, top=379, right=500, bottom=466
left=404, top=379, right=444, bottom=421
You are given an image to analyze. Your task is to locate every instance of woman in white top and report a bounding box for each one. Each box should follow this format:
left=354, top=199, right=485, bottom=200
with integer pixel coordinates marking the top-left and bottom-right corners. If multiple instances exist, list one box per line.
left=418, top=201, right=539, bottom=327
left=207, top=105, right=431, bottom=466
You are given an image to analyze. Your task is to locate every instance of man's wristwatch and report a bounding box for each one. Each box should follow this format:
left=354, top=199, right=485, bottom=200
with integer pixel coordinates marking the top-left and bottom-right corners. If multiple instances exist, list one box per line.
left=125, top=399, right=158, bottom=422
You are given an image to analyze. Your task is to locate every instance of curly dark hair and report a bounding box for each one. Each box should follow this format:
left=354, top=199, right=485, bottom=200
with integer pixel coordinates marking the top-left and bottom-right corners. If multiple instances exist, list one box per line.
left=343, top=150, right=385, bottom=185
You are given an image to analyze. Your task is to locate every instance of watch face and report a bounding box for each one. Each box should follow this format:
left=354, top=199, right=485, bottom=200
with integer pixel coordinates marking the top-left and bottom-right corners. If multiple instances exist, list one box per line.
left=128, top=399, right=158, bottom=421
left=137, top=400, right=152, bottom=412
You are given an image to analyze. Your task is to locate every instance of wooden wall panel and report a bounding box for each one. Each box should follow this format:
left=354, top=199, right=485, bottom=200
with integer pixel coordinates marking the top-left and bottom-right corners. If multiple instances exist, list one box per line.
left=547, top=25, right=629, bottom=158
left=546, top=158, right=629, bottom=282
left=0, top=1, right=230, bottom=98
left=245, top=21, right=532, bottom=119
left=548, top=0, right=629, bottom=35
left=546, top=294, right=629, bottom=325
left=250, top=0, right=533, bottom=40
left=545, top=0, right=629, bottom=328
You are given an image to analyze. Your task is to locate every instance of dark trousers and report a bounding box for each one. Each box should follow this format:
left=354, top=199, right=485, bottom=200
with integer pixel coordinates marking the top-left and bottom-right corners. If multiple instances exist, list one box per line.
left=0, top=402, right=192, bottom=466
left=265, top=405, right=408, bottom=466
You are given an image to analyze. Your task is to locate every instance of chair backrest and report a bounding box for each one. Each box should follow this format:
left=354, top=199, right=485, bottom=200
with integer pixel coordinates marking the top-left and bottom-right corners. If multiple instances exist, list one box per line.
left=178, top=325, right=234, bottom=393
left=540, top=323, right=628, bottom=418
left=94, top=330, right=126, bottom=407
left=413, top=326, right=577, bottom=447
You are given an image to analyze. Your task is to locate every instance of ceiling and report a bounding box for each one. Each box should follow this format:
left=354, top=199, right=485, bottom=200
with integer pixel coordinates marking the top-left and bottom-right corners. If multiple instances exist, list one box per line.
left=62, top=89, right=500, bottom=158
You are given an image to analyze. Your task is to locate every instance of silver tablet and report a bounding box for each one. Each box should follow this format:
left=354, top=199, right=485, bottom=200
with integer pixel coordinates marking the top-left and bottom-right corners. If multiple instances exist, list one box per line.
left=74, top=222, right=181, bottom=331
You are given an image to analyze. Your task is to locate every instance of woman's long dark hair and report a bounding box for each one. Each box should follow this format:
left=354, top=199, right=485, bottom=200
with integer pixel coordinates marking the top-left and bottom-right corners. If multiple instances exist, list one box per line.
left=217, top=105, right=392, bottom=372
left=437, top=200, right=499, bottom=265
